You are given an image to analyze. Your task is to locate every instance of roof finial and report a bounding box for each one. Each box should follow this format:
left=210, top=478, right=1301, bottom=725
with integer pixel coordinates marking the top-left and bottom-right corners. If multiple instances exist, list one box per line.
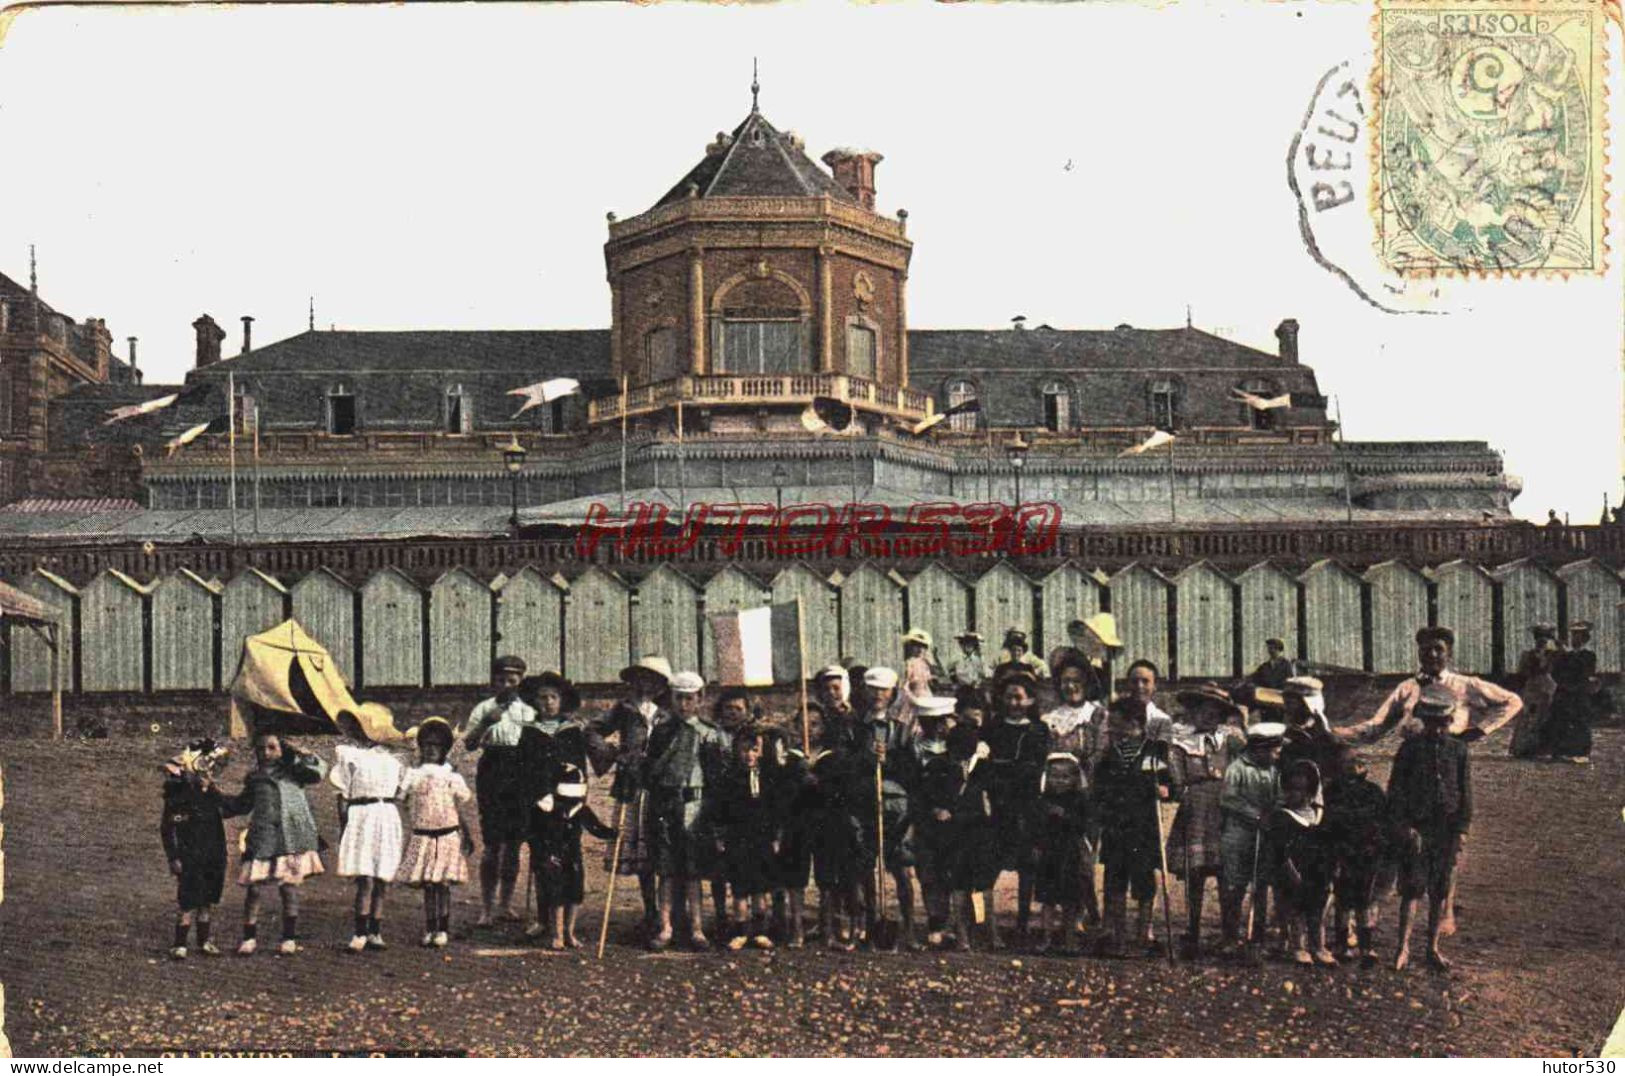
left=29, top=243, right=37, bottom=296
left=308, top=295, right=315, bottom=332
left=751, top=58, right=760, bottom=113
left=1185, top=303, right=1192, bottom=328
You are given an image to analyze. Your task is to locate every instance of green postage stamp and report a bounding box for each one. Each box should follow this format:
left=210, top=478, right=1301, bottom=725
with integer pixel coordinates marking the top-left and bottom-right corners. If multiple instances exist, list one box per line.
left=1374, top=0, right=1610, bottom=274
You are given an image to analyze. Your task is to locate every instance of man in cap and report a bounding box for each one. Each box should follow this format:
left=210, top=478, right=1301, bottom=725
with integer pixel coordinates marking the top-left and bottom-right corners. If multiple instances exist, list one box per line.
left=643, top=671, right=730, bottom=949
left=994, top=628, right=1050, bottom=682
left=850, top=666, right=922, bottom=949
left=948, top=631, right=990, bottom=691
left=1251, top=638, right=1298, bottom=691
left=1387, top=685, right=1472, bottom=971
left=464, top=655, right=538, bottom=926
left=1339, top=627, right=1521, bottom=745
left=1219, top=721, right=1285, bottom=959
left=586, top=655, right=676, bottom=938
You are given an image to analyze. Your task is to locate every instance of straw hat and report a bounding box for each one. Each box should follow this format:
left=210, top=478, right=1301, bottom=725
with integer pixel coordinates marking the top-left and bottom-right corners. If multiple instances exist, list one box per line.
left=620, top=655, right=673, bottom=686
left=901, top=628, right=934, bottom=649
left=1175, top=681, right=1241, bottom=713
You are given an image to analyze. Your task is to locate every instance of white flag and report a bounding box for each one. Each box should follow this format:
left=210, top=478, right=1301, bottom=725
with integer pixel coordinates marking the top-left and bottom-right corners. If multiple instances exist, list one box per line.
left=508, top=377, right=581, bottom=417
left=165, top=421, right=214, bottom=457
left=103, top=393, right=179, bottom=425
left=1230, top=388, right=1292, bottom=410
left=1119, top=429, right=1175, bottom=457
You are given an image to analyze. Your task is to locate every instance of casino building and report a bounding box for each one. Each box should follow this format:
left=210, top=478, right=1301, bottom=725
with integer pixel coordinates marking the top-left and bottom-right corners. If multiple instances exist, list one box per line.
left=0, top=90, right=1519, bottom=539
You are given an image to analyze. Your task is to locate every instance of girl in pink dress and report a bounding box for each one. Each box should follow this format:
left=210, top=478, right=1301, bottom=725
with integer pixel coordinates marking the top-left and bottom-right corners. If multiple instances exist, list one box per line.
left=395, top=718, right=475, bottom=947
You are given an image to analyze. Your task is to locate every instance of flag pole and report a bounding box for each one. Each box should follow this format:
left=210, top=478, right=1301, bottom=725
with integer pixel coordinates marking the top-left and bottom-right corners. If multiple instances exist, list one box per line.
left=228, top=370, right=239, bottom=545
left=796, top=596, right=811, bottom=754
left=252, top=401, right=261, bottom=534
left=1336, top=395, right=1352, bottom=523
left=1167, top=432, right=1177, bottom=524
left=619, top=374, right=629, bottom=513
left=677, top=397, right=686, bottom=517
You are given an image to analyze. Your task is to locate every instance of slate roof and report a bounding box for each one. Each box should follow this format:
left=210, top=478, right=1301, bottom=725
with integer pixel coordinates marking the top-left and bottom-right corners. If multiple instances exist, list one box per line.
left=908, top=326, right=1327, bottom=428
left=653, top=110, right=857, bottom=209
left=0, top=270, right=136, bottom=379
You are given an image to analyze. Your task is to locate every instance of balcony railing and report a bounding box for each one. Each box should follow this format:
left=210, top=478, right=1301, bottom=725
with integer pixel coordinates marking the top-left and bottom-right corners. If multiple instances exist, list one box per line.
left=589, top=374, right=933, bottom=423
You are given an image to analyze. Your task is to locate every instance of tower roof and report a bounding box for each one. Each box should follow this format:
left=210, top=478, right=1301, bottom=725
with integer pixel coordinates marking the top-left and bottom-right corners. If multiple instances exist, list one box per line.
left=652, top=111, right=858, bottom=209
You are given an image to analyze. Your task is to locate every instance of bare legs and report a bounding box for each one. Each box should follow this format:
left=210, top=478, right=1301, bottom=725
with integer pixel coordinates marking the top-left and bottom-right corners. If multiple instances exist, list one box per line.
left=479, top=841, right=521, bottom=924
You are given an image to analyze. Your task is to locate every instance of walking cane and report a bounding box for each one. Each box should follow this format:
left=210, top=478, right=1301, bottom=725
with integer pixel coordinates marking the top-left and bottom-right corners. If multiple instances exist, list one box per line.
left=597, top=798, right=630, bottom=960
left=874, top=744, right=888, bottom=944
left=1152, top=778, right=1176, bottom=967
left=1244, top=825, right=1263, bottom=947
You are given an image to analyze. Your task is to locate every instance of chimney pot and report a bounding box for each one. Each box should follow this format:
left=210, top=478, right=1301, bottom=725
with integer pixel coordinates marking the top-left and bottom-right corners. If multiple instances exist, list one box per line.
left=821, top=148, right=884, bottom=211
left=127, top=336, right=138, bottom=370
left=192, top=314, right=226, bottom=368
left=1275, top=318, right=1300, bottom=363
left=240, top=315, right=254, bottom=355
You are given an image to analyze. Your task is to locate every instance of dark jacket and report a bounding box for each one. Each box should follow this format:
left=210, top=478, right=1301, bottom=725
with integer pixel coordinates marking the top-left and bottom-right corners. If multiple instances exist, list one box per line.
left=586, top=700, right=672, bottom=801
left=1387, top=733, right=1472, bottom=833
left=222, top=751, right=328, bottom=861
left=161, top=777, right=227, bottom=869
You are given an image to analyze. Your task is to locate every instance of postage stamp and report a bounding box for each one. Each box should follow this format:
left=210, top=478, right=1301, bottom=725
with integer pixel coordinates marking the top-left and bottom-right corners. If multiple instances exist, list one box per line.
left=1373, top=0, right=1610, bottom=274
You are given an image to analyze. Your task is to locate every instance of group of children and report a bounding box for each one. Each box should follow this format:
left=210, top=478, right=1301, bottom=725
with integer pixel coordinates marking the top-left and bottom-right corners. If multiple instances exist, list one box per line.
left=159, top=648, right=1473, bottom=973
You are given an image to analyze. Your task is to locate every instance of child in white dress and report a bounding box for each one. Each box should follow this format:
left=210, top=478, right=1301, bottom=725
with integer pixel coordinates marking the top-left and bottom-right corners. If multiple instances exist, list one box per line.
left=330, top=713, right=405, bottom=953
left=396, top=718, right=475, bottom=947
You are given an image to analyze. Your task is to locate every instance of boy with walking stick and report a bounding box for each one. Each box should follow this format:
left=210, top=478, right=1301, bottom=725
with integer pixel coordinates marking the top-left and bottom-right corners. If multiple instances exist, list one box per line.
left=1220, top=722, right=1284, bottom=963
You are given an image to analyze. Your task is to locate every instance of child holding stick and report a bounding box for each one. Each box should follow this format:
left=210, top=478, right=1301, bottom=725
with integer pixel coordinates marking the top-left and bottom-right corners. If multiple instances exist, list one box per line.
left=528, top=762, right=617, bottom=949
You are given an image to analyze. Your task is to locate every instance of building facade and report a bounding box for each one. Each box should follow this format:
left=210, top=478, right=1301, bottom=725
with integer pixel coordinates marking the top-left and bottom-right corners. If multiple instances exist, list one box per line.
left=8, top=97, right=1519, bottom=532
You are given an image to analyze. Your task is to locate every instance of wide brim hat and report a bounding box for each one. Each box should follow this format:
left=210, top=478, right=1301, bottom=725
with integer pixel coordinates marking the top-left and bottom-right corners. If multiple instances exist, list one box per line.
left=1176, top=681, right=1241, bottom=713
left=1570, top=620, right=1593, bottom=634
left=901, top=628, right=934, bottom=649
left=521, top=671, right=581, bottom=715
left=1003, top=628, right=1029, bottom=647
left=1531, top=624, right=1557, bottom=639
left=994, top=666, right=1040, bottom=692
left=1038, top=751, right=1085, bottom=793
left=1281, top=676, right=1325, bottom=698
left=1078, top=612, right=1123, bottom=650
left=493, top=654, right=528, bottom=676
left=863, top=666, right=900, bottom=690
left=913, top=695, right=957, bottom=719
left=620, top=655, right=674, bottom=687
left=954, top=630, right=983, bottom=643
left=1265, top=637, right=1286, bottom=649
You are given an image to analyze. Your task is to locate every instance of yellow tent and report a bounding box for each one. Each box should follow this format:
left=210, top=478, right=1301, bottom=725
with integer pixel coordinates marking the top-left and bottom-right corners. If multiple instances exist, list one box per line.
left=228, top=618, right=400, bottom=742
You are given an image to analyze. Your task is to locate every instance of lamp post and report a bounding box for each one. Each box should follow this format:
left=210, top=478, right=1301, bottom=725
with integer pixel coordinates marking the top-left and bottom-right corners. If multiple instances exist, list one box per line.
left=503, top=434, right=528, bottom=536
left=772, top=462, right=789, bottom=512
left=1007, top=432, right=1030, bottom=509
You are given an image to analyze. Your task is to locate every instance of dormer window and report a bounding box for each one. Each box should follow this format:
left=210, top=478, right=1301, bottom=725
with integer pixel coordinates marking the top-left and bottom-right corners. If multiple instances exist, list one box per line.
left=1041, top=379, right=1071, bottom=432
left=947, top=379, right=978, bottom=431
left=326, top=382, right=357, bottom=436
left=444, top=384, right=473, bottom=434
left=1237, top=378, right=1281, bottom=430
left=1149, top=379, right=1178, bottom=431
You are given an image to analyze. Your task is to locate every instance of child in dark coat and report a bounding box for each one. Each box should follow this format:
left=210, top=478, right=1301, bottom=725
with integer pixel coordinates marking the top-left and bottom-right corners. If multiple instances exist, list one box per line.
left=1091, top=698, right=1172, bottom=958
left=1323, top=743, right=1390, bottom=967
left=1265, top=759, right=1335, bottom=966
left=983, top=669, right=1052, bottom=944
left=1031, top=752, right=1091, bottom=954
left=941, top=722, right=999, bottom=950
left=765, top=728, right=814, bottom=948
left=528, top=762, right=616, bottom=949
left=160, top=739, right=231, bottom=959
left=714, top=728, right=779, bottom=949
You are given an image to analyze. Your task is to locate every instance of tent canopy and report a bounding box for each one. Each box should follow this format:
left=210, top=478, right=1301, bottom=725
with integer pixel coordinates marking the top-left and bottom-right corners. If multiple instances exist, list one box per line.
left=228, top=618, right=400, bottom=741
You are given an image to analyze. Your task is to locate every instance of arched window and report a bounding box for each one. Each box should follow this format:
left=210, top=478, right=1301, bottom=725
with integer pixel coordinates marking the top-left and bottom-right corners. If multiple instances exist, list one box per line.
left=1148, top=379, right=1179, bottom=431
left=645, top=327, right=682, bottom=385
left=444, top=384, right=472, bottom=434
left=1040, top=380, right=1071, bottom=432
left=947, top=379, right=978, bottom=431
left=326, top=382, right=356, bottom=435
left=715, top=277, right=808, bottom=375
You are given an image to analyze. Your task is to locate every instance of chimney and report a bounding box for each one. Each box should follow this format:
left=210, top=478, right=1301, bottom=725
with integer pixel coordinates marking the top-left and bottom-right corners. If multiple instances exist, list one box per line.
left=127, top=336, right=138, bottom=373
left=1012, top=315, right=1028, bottom=331
left=192, top=314, right=226, bottom=368
left=240, top=315, right=254, bottom=355
left=821, top=148, right=883, bottom=211
left=1275, top=318, right=1300, bottom=363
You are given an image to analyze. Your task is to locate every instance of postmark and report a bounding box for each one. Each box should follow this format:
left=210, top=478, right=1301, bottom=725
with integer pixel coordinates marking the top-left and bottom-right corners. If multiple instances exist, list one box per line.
left=1373, top=0, right=1609, bottom=274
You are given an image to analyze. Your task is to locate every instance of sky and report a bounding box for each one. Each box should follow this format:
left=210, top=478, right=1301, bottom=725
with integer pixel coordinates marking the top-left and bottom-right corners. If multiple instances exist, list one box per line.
left=0, top=1, right=1618, bottom=521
